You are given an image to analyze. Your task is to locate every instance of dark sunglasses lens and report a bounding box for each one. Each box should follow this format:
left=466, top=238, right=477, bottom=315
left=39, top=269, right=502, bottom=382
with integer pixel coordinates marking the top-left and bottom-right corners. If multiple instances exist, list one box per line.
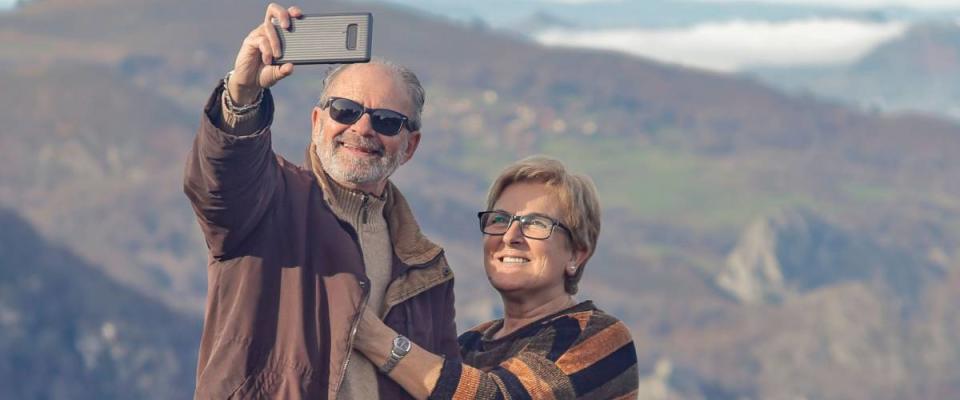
left=329, top=98, right=363, bottom=124
left=369, top=110, right=405, bottom=136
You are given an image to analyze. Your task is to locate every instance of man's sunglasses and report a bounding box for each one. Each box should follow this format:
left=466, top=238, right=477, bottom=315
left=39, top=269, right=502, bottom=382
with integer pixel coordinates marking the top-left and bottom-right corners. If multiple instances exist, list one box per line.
left=320, top=96, right=415, bottom=137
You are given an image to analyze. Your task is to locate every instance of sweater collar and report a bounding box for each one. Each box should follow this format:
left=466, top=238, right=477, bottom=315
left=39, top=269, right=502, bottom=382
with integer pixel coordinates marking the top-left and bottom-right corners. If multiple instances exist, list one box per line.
left=478, top=300, right=597, bottom=343
left=321, top=167, right=389, bottom=231
left=305, top=143, right=442, bottom=266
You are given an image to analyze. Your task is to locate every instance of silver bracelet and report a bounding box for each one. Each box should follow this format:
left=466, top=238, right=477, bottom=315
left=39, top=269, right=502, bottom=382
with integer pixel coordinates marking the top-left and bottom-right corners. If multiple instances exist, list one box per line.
left=223, top=70, right=263, bottom=115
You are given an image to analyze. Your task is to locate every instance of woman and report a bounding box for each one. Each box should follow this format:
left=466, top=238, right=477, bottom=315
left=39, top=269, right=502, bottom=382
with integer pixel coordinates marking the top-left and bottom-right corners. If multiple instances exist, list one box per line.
left=354, top=156, right=639, bottom=399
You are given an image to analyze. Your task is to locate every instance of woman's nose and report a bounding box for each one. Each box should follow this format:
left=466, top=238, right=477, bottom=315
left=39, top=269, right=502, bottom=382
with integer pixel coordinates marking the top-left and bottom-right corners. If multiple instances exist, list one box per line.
left=501, top=220, right=525, bottom=244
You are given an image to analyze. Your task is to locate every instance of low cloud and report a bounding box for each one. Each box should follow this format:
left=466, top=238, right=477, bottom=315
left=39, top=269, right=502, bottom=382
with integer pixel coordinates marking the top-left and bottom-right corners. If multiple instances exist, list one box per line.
left=535, top=18, right=908, bottom=72
left=535, top=0, right=621, bottom=3
left=693, top=0, right=960, bottom=11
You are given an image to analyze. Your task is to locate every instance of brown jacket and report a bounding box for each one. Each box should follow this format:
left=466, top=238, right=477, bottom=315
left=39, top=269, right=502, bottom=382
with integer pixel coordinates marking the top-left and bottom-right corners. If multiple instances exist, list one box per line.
left=184, top=84, right=459, bottom=399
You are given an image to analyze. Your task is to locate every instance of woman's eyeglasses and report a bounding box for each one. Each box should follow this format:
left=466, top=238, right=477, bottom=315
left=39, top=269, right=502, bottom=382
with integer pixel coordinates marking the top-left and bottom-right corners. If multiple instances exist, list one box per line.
left=477, top=211, right=570, bottom=240
left=320, top=96, right=415, bottom=136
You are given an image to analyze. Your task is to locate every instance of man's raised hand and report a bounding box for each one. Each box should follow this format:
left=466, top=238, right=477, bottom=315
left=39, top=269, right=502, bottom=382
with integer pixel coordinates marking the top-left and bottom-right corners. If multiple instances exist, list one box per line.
left=228, top=3, right=303, bottom=105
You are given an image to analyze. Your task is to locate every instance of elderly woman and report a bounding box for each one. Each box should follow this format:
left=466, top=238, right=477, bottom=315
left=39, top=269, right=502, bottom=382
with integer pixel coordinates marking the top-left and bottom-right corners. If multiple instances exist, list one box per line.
left=354, top=156, right=639, bottom=399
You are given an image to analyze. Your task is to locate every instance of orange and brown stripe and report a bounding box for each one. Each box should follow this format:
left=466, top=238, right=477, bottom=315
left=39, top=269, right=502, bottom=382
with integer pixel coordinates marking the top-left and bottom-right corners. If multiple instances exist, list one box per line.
left=451, top=365, right=482, bottom=399
left=431, top=301, right=638, bottom=399
left=556, top=321, right=634, bottom=375
left=502, top=357, right=557, bottom=400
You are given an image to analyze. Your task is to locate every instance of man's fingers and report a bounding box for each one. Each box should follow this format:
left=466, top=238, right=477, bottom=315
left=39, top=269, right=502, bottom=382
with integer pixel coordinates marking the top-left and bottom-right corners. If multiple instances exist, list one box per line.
left=240, top=28, right=261, bottom=55
left=241, top=5, right=298, bottom=88
left=279, top=63, right=294, bottom=77
left=288, top=6, right=303, bottom=18
left=263, top=2, right=288, bottom=57
left=260, top=22, right=282, bottom=62
left=269, top=63, right=295, bottom=84
left=265, top=2, right=291, bottom=30
left=259, top=64, right=295, bottom=88
left=256, top=36, right=273, bottom=65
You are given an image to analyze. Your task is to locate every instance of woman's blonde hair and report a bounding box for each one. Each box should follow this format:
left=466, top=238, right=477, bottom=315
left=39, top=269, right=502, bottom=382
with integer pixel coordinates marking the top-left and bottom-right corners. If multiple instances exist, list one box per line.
left=485, top=156, right=601, bottom=294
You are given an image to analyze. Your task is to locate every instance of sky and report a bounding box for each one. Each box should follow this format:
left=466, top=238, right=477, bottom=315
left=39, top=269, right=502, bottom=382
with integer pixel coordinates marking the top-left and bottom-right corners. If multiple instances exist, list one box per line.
left=4, top=0, right=959, bottom=10
left=694, top=0, right=960, bottom=10
left=376, top=0, right=960, bottom=72
left=5, top=0, right=960, bottom=72
left=548, top=0, right=960, bottom=10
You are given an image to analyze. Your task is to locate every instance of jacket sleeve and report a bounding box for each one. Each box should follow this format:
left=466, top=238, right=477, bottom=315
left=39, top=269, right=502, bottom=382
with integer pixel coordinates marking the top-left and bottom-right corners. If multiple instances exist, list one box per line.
left=434, top=278, right=461, bottom=362
left=183, top=82, right=280, bottom=260
left=429, top=320, right=639, bottom=399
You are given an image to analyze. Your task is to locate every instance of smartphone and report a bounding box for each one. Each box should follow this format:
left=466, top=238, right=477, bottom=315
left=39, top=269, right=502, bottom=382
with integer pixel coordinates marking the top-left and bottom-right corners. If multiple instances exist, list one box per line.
left=271, top=13, right=372, bottom=65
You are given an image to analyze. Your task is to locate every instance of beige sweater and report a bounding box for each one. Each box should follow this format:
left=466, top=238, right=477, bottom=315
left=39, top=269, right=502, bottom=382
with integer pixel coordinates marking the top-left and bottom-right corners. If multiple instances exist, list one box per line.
left=322, top=176, right=391, bottom=400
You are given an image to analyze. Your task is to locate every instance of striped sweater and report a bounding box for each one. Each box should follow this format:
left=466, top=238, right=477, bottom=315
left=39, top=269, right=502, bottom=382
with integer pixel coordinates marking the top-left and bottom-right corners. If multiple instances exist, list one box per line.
left=430, top=301, right=638, bottom=399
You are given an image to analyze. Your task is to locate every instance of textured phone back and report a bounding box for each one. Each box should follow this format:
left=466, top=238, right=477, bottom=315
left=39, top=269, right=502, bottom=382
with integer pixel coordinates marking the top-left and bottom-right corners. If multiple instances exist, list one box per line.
left=272, top=13, right=372, bottom=65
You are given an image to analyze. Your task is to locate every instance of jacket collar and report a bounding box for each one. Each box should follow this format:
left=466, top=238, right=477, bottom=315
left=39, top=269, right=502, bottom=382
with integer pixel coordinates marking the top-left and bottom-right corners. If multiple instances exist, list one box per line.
left=305, top=143, right=443, bottom=267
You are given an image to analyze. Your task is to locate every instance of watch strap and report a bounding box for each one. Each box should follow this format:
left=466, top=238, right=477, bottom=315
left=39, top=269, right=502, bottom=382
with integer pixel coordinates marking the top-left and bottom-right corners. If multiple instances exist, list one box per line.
left=379, top=335, right=411, bottom=374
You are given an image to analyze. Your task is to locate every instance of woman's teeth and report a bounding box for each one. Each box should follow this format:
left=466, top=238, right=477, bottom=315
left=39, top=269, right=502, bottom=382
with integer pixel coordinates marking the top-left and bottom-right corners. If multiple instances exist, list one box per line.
left=501, top=256, right=529, bottom=264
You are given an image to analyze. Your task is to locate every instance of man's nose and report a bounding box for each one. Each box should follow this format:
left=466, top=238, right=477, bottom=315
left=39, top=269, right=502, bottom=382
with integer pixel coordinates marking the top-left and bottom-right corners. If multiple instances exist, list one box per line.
left=349, top=112, right=377, bottom=137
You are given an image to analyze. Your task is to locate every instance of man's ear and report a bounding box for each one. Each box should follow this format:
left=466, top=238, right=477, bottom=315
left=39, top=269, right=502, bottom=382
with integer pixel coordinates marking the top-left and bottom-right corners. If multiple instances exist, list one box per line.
left=401, top=131, right=421, bottom=164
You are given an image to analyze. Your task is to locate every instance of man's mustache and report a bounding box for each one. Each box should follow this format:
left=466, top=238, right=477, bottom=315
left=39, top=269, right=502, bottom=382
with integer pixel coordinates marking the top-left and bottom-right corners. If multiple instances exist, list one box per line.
left=335, top=134, right=384, bottom=156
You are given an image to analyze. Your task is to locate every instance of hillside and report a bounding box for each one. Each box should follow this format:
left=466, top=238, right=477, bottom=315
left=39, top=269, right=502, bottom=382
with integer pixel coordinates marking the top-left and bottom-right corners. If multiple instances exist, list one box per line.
left=2, top=0, right=960, bottom=397
left=0, top=207, right=199, bottom=399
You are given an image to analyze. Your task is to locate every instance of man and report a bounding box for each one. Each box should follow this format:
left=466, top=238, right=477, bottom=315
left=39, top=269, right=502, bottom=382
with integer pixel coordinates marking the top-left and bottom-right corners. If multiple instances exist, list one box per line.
left=183, top=4, right=458, bottom=399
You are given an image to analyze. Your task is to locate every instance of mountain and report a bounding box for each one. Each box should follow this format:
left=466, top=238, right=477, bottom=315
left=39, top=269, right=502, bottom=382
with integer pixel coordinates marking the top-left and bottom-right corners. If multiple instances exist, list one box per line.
left=2, top=0, right=960, bottom=398
left=748, top=21, right=960, bottom=120
left=0, top=207, right=199, bottom=399
left=0, top=63, right=206, bottom=313
left=505, top=10, right=579, bottom=33
left=717, top=208, right=941, bottom=304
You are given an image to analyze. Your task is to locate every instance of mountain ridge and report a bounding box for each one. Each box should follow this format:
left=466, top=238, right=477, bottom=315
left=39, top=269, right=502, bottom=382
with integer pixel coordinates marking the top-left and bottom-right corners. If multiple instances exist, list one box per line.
left=0, top=207, right=199, bottom=399
left=2, top=0, right=960, bottom=397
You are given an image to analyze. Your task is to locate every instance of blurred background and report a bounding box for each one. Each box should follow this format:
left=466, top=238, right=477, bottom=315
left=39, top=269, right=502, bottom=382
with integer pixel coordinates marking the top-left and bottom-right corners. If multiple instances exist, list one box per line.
left=2, top=0, right=960, bottom=398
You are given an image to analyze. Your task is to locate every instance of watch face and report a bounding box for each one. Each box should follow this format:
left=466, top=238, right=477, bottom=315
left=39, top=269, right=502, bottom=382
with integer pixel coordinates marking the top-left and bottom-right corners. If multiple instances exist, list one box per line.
left=395, top=335, right=412, bottom=353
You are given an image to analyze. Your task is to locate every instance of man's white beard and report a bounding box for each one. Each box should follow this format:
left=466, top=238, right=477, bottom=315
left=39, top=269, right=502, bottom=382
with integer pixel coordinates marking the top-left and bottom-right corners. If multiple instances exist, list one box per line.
left=315, top=129, right=407, bottom=187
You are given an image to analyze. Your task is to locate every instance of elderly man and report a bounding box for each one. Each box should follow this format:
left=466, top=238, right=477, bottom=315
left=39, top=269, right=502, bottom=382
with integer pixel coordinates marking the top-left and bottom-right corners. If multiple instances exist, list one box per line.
left=183, top=4, right=458, bottom=399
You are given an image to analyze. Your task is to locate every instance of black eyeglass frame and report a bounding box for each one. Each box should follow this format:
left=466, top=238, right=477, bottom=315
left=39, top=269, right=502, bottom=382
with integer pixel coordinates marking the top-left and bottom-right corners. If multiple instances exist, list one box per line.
left=319, top=96, right=416, bottom=136
left=477, top=210, right=572, bottom=240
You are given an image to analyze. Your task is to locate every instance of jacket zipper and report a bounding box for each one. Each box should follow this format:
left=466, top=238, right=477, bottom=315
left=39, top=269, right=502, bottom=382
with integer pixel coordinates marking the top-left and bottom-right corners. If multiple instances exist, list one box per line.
left=333, top=278, right=371, bottom=399
left=360, top=194, right=369, bottom=225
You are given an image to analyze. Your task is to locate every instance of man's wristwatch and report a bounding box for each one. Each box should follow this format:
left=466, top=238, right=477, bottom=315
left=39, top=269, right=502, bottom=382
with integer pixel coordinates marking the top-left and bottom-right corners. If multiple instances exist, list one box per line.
left=379, top=335, right=412, bottom=374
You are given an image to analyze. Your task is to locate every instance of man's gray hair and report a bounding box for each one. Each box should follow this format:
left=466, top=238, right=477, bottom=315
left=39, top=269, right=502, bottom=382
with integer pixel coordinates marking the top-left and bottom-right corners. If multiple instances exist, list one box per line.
left=317, top=58, right=425, bottom=131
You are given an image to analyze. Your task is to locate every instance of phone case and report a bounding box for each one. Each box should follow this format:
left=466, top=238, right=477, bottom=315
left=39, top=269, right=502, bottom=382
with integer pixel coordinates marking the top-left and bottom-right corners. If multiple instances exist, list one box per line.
left=271, top=13, right=372, bottom=65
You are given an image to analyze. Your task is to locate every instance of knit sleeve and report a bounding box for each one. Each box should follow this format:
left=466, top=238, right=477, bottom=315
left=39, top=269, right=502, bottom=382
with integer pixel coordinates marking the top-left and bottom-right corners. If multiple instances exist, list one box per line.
left=430, top=318, right=639, bottom=399
left=216, top=89, right=268, bottom=136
